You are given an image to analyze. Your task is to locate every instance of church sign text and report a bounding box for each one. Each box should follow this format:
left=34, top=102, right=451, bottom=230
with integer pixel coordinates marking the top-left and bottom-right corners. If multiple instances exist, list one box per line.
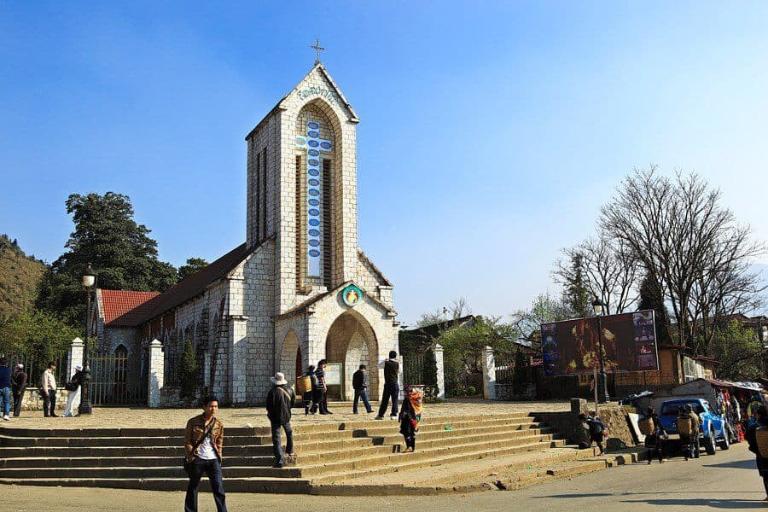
left=297, top=87, right=341, bottom=107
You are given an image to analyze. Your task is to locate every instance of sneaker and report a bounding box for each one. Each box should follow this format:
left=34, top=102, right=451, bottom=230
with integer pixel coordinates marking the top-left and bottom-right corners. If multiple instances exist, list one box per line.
left=374, top=416, right=384, bottom=420
left=2, top=415, right=9, bottom=421
left=389, top=415, right=398, bottom=420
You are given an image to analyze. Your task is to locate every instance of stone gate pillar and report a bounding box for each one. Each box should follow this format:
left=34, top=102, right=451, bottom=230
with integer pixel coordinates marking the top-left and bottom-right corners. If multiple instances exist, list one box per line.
left=148, top=339, right=164, bottom=408
left=68, top=337, right=84, bottom=378
left=434, top=343, right=446, bottom=400
left=481, top=345, right=496, bottom=400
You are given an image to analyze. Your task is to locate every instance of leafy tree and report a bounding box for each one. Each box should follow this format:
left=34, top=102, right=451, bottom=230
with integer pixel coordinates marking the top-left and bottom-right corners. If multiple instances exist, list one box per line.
left=178, top=257, right=209, bottom=282
left=561, top=253, right=591, bottom=318
left=179, top=340, right=199, bottom=402
left=0, top=234, right=46, bottom=323
left=37, top=192, right=177, bottom=327
left=436, top=316, right=514, bottom=396
left=709, top=320, right=763, bottom=380
left=0, top=310, right=79, bottom=365
left=637, top=273, right=672, bottom=345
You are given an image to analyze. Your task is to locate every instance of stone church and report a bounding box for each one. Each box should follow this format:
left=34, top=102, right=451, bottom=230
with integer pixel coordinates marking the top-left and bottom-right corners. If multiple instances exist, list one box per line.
left=93, top=63, right=399, bottom=405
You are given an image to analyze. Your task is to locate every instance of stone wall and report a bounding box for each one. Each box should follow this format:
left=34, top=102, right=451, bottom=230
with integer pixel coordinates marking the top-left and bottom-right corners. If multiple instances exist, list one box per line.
left=15, top=388, right=71, bottom=412
left=533, top=399, right=636, bottom=449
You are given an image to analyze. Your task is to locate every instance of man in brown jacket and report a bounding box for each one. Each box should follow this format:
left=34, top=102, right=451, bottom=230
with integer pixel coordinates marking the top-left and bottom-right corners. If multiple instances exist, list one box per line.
left=184, top=396, right=227, bottom=512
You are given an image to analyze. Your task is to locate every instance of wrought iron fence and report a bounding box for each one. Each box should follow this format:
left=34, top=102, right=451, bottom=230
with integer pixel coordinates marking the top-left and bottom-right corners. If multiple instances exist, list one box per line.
left=1, top=351, right=69, bottom=388
left=88, top=351, right=147, bottom=406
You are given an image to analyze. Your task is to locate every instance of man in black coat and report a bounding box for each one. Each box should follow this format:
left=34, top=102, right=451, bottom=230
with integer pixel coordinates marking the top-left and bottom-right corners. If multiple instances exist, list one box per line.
left=352, top=364, right=373, bottom=414
left=11, top=364, right=27, bottom=417
left=265, top=372, right=296, bottom=468
left=375, top=351, right=400, bottom=420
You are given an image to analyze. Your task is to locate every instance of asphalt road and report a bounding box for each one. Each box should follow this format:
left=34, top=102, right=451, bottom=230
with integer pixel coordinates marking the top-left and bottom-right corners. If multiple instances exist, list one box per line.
left=1, top=443, right=765, bottom=511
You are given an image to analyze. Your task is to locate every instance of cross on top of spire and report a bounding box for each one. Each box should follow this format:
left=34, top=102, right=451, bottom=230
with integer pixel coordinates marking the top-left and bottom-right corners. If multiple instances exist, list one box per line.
left=310, top=39, right=325, bottom=64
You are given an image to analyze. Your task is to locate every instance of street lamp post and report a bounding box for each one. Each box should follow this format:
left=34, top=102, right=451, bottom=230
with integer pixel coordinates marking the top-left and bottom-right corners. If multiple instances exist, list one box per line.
left=592, top=297, right=610, bottom=403
left=78, top=263, right=96, bottom=415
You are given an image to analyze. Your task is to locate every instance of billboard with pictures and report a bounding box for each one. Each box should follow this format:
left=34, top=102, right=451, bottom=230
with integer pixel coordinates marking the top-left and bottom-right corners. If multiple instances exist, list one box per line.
left=541, top=310, right=659, bottom=377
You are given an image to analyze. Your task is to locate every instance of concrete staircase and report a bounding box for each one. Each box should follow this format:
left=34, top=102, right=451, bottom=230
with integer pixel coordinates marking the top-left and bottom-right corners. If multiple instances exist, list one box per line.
left=0, top=412, right=564, bottom=493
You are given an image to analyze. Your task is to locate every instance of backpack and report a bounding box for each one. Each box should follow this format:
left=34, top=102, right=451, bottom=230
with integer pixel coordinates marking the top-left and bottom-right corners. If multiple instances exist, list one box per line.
left=639, top=418, right=655, bottom=435
left=589, top=419, right=604, bottom=435
left=677, top=416, right=693, bottom=436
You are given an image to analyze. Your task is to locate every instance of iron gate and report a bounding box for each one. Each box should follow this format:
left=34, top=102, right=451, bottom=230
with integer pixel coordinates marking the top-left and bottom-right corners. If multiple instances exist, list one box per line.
left=88, top=350, right=147, bottom=406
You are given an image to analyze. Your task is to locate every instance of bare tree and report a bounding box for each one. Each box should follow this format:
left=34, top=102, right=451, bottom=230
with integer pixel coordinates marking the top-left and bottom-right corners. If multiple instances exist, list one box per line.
left=600, top=167, right=766, bottom=353
left=554, top=237, right=639, bottom=315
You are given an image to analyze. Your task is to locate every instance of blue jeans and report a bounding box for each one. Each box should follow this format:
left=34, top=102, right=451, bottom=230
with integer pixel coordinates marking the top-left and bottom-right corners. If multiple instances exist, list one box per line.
left=271, top=421, right=294, bottom=466
left=0, top=387, right=10, bottom=416
left=185, top=458, right=227, bottom=512
left=377, top=382, right=399, bottom=417
left=353, top=388, right=372, bottom=413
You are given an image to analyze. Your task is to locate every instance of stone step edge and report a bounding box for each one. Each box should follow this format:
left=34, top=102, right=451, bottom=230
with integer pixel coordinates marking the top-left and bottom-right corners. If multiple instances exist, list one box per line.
left=308, top=439, right=566, bottom=484
left=0, top=413, right=536, bottom=439
left=0, top=432, right=559, bottom=474
left=299, top=433, right=560, bottom=475
left=309, top=448, right=647, bottom=496
left=0, top=477, right=313, bottom=493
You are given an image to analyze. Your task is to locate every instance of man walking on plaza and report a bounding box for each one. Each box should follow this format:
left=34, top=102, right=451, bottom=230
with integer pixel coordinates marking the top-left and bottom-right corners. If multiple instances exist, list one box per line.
left=0, top=357, right=12, bottom=421
left=11, top=363, right=27, bottom=417
left=375, top=351, right=400, bottom=420
left=40, top=361, right=57, bottom=417
left=266, top=372, right=296, bottom=468
left=184, top=396, right=226, bottom=512
left=352, top=364, right=373, bottom=414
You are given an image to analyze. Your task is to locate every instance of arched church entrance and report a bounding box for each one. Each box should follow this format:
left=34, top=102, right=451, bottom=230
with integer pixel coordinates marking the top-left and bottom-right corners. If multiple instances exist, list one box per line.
left=279, top=331, right=301, bottom=388
left=324, top=312, right=378, bottom=401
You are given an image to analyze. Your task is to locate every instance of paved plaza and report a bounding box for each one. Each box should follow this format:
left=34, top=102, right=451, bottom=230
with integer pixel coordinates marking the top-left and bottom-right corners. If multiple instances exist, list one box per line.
left=3, top=400, right=569, bottom=430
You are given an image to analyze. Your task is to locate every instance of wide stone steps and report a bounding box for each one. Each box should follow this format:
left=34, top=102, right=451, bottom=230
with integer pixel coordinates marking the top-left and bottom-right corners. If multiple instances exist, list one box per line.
left=0, top=411, right=565, bottom=493
left=310, top=438, right=568, bottom=484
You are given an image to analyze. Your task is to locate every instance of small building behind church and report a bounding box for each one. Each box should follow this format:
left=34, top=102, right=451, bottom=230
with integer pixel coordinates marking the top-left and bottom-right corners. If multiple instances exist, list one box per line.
left=91, top=63, right=399, bottom=406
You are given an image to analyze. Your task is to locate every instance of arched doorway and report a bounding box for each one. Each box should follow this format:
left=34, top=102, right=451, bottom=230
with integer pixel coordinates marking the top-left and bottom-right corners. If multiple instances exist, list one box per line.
left=279, top=331, right=301, bottom=388
left=324, top=311, right=378, bottom=400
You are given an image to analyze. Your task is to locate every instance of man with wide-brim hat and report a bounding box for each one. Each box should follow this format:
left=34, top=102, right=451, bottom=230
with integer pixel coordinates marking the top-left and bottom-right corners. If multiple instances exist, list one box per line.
left=266, top=372, right=296, bottom=468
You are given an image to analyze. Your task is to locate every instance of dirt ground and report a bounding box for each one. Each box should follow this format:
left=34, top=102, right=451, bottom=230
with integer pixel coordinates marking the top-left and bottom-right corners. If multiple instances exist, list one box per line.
left=4, top=399, right=570, bottom=429
left=1, top=444, right=764, bottom=512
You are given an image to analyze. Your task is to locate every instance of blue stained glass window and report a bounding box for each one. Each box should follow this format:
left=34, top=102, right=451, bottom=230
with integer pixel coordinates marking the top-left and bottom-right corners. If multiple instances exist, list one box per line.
left=309, top=149, right=319, bottom=157
left=309, top=159, right=319, bottom=166
left=320, top=141, right=332, bottom=150
left=308, top=122, right=319, bottom=130
left=309, top=219, right=320, bottom=226
left=308, top=189, right=320, bottom=196
left=308, top=198, right=320, bottom=206
left=308, top=140, right=319, bottom=147
left=309, top=249, right=321, bottom=257
left=309, top=168, right=319, bottom=176
left=309, top=208, right=320, bottom=216
left=308, top=179, right=319, bottom=186
left=308, top=239, right=320, bottom=247
left=308, top=131, right=320, bottom=138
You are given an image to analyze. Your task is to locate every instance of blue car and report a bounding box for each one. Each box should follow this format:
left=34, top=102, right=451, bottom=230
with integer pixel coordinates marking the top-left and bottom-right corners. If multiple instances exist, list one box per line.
left=658, top=398, right=731, bottom=455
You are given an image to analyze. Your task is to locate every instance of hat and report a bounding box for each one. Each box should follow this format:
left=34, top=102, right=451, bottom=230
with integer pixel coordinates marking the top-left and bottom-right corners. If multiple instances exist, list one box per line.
left=75, top=365, right=83, bottom=371
left=271, top=372, right=288, bottom=386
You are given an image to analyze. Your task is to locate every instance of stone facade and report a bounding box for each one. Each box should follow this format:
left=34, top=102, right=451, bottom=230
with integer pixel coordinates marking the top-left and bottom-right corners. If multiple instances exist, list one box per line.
left=96, top=63, right=399, bottom=406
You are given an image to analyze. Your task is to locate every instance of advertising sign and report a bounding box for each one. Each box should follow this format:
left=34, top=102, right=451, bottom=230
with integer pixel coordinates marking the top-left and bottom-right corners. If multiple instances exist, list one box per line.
left=541, top=310, right=659, bottom=377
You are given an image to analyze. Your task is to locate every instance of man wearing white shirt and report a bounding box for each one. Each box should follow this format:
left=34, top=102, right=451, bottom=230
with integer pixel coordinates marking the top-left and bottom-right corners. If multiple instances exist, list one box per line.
left=40, top=361, right=57, bottom=417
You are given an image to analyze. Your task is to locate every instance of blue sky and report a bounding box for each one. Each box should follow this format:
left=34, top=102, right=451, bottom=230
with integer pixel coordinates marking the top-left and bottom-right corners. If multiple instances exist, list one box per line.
left=1, top=2, right=767, bottom=324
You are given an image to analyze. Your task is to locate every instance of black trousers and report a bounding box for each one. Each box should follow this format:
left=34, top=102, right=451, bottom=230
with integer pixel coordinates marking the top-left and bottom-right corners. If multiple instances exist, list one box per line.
left=185, top=458, right=227, bottom=512
left=377, top=382, right=399, bottom=417
left=271, top=421, right=294, bottom=465
left=42, top=390, right=56, bottom=417
left=12, top=387, right=25, bottom=417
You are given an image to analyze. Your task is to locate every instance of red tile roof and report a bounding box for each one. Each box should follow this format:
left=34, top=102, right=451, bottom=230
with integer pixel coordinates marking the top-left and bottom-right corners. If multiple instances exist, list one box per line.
left=100, top=289, right=161, bottom=327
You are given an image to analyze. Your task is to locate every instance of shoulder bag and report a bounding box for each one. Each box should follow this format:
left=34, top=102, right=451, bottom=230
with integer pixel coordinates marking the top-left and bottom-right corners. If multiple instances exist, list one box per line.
left=183, top=419, right=216, bottom=475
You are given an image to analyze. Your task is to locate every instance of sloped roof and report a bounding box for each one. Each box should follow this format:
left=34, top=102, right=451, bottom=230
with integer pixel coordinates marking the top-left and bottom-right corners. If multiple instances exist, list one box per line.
left=100, top=290, right=160, bottom=327
left=128, top=242, right=254, bottom=326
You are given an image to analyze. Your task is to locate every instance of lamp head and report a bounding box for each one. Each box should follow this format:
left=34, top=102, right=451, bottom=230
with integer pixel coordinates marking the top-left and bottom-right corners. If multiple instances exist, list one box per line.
left=82, top=263, right=96, bottom=288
